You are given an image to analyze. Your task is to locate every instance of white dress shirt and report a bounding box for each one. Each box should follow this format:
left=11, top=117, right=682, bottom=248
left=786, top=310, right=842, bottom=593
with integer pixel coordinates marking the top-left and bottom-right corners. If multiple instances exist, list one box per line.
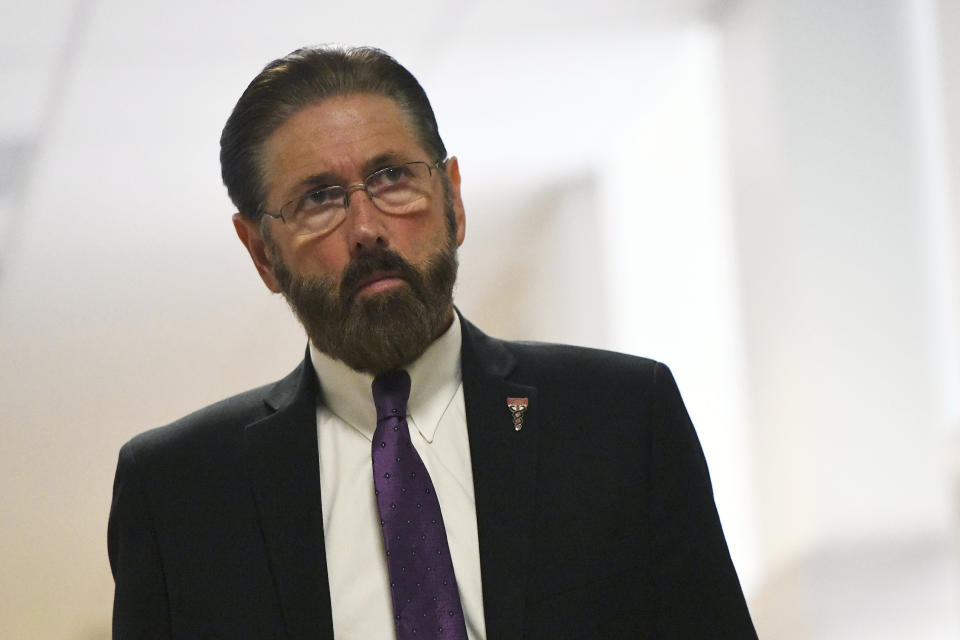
left=310, top=315, right=487, bottom=639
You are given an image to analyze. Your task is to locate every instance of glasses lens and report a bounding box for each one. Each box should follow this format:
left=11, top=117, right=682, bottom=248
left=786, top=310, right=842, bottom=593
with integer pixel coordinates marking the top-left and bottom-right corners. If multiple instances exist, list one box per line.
left=281, top=186, right=347, bottom=235
left=366, top=162, right=433, bottom=214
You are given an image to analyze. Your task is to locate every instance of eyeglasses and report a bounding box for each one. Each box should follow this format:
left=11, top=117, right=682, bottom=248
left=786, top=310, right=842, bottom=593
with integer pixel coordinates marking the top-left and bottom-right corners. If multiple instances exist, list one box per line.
left=260, top=159, right=446, bottom=236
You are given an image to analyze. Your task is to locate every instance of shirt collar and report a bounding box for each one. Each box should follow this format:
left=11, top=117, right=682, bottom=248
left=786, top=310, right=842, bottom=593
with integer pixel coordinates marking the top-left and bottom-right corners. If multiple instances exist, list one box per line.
left=309, top=314, right=463, bottom=443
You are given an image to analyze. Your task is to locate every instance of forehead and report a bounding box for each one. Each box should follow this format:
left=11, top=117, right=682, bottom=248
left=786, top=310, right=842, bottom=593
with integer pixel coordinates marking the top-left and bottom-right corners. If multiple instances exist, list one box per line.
left=261, top=94, right=424, bottom=196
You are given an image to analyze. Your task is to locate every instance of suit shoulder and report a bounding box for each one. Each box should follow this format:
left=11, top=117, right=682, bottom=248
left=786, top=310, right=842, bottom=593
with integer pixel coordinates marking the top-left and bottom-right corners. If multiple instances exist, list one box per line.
left=507, top=339, right=665, bottom=380
left=120, top=381, right=275, bottom=463
left=458, top=315, right=672, bottom=392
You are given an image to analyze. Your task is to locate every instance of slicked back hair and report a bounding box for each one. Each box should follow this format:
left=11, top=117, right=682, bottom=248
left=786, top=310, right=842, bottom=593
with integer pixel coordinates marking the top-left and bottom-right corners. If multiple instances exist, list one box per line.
left=220, top=45, right=447, bottom=221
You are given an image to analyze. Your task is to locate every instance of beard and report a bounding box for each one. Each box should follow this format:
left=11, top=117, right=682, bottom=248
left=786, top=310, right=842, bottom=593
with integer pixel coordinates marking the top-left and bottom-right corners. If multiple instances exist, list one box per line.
left=268, top=232, right=459, bottom=375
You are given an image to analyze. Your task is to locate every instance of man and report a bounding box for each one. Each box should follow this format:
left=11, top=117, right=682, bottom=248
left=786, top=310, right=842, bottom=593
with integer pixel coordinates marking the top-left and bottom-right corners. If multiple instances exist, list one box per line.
left=108, top=45, right=757, bottom=639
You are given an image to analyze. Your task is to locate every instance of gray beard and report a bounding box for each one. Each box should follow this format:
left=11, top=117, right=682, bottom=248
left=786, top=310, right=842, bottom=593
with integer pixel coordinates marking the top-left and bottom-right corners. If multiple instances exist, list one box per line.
left=269, top=238, right=458, bottom=375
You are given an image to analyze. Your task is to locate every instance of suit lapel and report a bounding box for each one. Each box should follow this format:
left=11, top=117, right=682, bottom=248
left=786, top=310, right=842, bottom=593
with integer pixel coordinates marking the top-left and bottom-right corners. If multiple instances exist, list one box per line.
left=242, top=358, right=334, bottom=640
left=460, top=317, right=539, bottom=639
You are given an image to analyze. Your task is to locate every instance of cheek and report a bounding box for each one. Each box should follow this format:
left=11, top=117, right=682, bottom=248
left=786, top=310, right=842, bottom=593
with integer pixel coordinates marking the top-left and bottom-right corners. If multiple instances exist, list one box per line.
left=391, top=220, right=431, bottom=255
left=393, top=214, right=452, bottom=261
left=285, top=236, right=352, bottom=281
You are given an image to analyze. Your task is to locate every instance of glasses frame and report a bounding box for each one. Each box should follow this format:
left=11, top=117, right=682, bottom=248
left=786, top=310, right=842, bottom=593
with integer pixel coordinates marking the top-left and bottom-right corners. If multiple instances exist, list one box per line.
left=258, top=158, right=447, bottom=235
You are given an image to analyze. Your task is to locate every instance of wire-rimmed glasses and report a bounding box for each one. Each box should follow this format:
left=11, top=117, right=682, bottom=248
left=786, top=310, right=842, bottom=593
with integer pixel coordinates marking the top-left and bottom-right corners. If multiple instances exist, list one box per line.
left=259, top=159, right=446, bottom=236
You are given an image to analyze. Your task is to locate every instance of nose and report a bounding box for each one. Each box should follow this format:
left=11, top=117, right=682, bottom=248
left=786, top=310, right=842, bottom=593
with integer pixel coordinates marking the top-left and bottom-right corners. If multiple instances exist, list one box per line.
left=343, top=183, right=389, bottom=256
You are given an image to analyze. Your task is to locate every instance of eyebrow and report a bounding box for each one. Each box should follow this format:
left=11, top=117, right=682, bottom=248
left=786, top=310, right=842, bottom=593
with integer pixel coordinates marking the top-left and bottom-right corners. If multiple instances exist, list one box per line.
left=285, top=151, right=412, bottom=198
left=362, top=151, right=410, bottom=174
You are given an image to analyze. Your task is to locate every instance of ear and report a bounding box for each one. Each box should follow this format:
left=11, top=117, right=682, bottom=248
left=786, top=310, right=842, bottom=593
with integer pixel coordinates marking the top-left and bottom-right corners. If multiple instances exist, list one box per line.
left=445, top=156, right=466, bottom=247
left=232, top=213, right=283, bottom=293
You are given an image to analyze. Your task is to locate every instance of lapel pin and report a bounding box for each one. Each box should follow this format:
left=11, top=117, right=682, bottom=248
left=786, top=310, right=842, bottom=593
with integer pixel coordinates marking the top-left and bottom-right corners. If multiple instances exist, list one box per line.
left=506, top=397, right=529, bottom=431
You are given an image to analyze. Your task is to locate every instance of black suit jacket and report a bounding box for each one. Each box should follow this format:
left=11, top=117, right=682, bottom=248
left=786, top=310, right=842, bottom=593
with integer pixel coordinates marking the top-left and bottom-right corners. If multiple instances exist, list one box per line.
left=109, top=317, right=757, bottom=639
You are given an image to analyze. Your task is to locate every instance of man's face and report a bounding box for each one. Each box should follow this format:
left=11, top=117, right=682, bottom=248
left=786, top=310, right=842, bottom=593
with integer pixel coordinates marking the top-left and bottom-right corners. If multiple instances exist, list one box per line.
left=233, top=93, right=466, bottom=374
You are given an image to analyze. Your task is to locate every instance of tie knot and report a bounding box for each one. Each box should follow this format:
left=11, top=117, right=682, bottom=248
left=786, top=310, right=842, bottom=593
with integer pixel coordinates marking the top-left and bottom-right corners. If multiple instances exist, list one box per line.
left=372, top=369, right=411, bottom=421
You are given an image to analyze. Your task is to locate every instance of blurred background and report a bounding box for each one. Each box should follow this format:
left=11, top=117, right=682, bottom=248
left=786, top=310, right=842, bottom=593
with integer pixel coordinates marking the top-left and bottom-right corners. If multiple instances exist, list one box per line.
left=2, top=0, right=959, bottom=637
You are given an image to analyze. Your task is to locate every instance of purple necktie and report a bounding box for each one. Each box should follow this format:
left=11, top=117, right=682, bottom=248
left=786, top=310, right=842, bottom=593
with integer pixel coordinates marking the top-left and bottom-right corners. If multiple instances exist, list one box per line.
left=372, top=370, right=468, bottom=640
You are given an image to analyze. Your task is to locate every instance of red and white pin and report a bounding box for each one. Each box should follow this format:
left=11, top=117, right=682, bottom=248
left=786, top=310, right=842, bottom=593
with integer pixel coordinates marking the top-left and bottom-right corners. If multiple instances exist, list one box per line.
left=506, top=397, right=529, bottom=431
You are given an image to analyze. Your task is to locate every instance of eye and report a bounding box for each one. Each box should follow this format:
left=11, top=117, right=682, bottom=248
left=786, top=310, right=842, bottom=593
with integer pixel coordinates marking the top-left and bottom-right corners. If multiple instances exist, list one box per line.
left=369, top=164, right=414, bottom=190
left=299, top=186, right=341, bottom=210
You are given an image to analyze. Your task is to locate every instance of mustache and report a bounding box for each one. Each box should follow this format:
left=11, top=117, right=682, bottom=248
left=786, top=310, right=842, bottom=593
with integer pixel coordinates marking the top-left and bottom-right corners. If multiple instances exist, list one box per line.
left=339, top=249, right=423, bottom=301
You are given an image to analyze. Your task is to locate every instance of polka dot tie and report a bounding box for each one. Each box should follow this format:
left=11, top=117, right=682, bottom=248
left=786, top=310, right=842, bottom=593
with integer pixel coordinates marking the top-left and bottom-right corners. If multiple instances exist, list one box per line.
left=372, top=370, right=468, bottom=640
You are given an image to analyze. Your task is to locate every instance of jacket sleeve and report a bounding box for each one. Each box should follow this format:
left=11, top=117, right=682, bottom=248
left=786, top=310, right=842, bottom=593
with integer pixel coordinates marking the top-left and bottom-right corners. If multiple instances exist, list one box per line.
left=108, top=443, right=172, bottom=639
left=647, top=363, right=758, bottom=639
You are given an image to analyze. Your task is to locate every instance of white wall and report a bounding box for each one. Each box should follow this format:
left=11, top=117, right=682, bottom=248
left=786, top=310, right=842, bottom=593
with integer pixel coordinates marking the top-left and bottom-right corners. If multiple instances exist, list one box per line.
left=721, top=0, right=960, bottom=636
